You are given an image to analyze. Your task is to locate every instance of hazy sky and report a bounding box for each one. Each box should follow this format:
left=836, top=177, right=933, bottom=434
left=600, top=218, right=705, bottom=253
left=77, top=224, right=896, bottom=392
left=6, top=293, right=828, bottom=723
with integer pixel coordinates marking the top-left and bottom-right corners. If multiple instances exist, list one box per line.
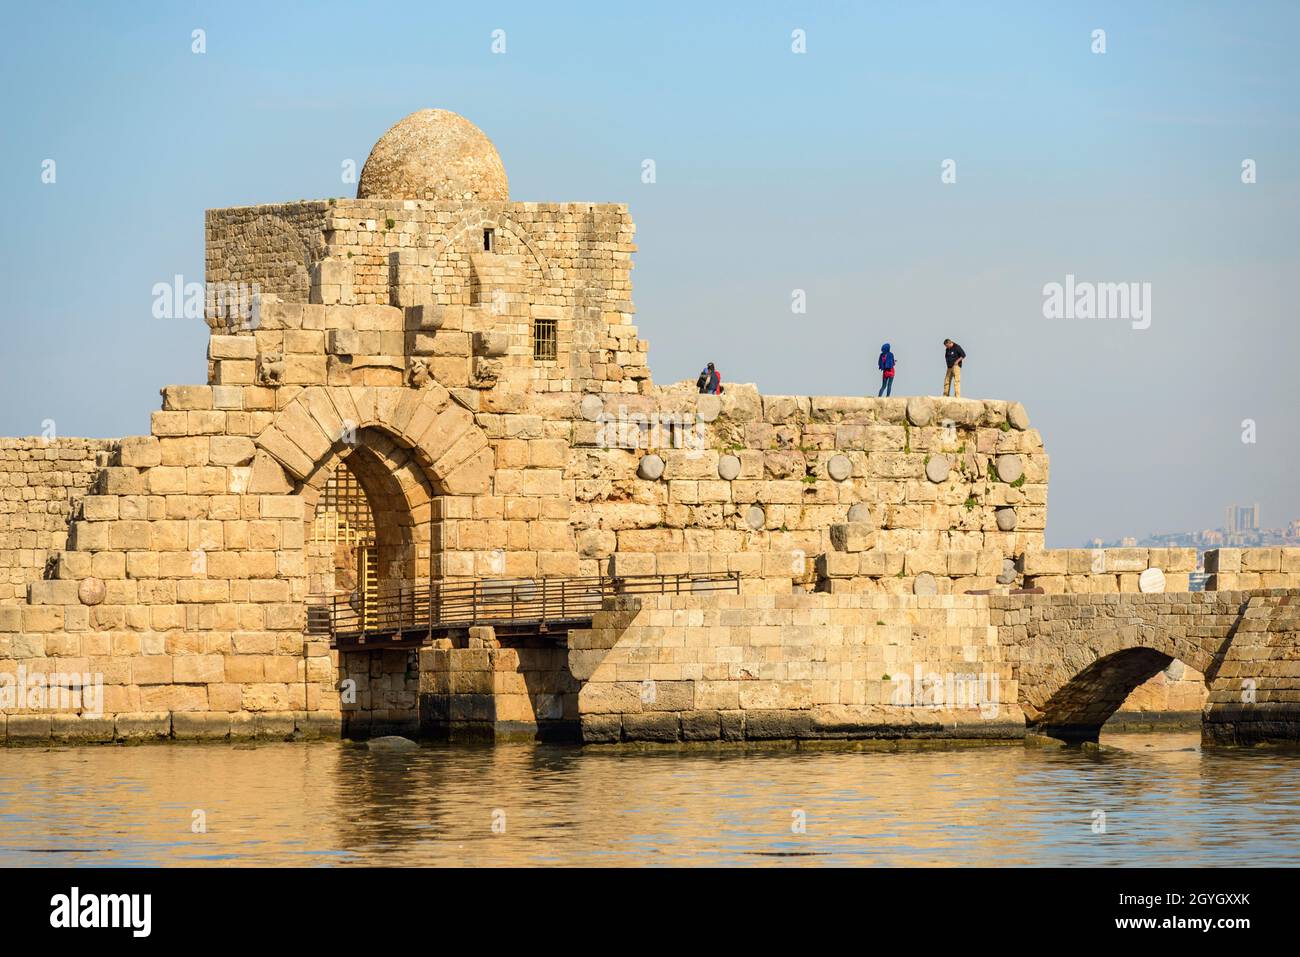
left=2, top=1, right=1296, bottom=547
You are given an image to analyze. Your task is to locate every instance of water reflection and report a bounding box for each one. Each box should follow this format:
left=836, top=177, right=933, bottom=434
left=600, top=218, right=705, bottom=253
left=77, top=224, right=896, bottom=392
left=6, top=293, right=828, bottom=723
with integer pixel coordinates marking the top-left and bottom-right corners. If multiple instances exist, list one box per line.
left=1, top=732, right=1297, bottom=866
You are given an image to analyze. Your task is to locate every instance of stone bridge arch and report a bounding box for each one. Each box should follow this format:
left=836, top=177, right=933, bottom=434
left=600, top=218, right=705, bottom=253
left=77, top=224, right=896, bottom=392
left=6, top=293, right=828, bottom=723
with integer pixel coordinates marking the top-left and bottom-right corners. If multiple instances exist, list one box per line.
left=996, top=592, right=1254, bottom=743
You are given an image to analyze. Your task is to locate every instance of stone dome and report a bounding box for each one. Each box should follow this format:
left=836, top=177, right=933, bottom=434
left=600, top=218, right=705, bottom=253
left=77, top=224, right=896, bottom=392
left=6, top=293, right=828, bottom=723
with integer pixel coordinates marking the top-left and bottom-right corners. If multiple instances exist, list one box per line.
left=357, top=109, right=509, bottom=203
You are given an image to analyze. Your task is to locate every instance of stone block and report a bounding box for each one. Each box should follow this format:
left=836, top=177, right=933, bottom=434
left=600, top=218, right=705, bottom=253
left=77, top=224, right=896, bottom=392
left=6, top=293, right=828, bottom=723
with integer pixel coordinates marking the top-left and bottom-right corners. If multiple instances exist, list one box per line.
left=681, top=710, right=722, bottom=741
left=6, top=716, right=52, bottom=741
left=173, top=713, right=232, bottom=740
left=1022, top=548, right=1066, bottom=575
left=27, top=580, right=79, bottom=605
left=161, top=385, right=213, bottom=411
left=947, top=551, right=979, bottom=575
left=51, top=716, right=116, bottom=743
left=472, top=331, right=509, bottom=357
left=829, top=523, right=876, bottom=553
left=116, top=436, right=162, bottom=468
left=1204, top=549, right=1241, bottom=574
left=580, top=714, right=622, bottom=743
left=99, top=467, right=145, bottom=495
left=743, top=709, right=813, bottom=740
left=610, top=552, right=655, bottom=577
left=621, top=713, right=680, bottom=742
left=817, top=552, right=859, bottom=578
left=405, top=304, right=443, bottom=330
left=115, top=713, right=171, bottom=740
left=209, top=436, right=256, bottom=466
left=209, top=335, right=258, bottom=360
left=1241, top=548, right=1281, bottom=572
left=858, top=550, right=905, bottom=577
left=905, top=550, right=947, bottom=575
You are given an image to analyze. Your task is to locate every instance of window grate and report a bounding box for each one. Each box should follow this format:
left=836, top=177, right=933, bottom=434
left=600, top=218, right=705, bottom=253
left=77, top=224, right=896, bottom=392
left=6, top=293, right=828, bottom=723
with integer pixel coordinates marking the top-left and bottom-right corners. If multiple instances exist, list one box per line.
left=532, top=318, right=557, bottom=361
left=309, top=457, right=375, bottom=545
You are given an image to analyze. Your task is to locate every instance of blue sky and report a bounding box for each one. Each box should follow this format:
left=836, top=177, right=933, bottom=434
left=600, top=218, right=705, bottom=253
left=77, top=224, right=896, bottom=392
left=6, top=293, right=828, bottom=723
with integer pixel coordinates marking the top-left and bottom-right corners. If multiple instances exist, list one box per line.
left=2, top=1, right=1297, bottom=545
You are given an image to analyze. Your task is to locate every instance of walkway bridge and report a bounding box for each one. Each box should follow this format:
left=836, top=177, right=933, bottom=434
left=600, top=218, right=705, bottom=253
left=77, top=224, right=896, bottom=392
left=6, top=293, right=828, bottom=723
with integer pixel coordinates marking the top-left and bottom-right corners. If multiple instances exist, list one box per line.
left=310, top=572, right=741, bottom=650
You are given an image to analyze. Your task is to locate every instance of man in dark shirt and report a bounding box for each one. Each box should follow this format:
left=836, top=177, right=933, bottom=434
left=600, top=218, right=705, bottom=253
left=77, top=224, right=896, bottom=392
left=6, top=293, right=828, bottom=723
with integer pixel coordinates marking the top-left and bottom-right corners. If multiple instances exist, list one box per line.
left=943, top=339, right=966, bottom=397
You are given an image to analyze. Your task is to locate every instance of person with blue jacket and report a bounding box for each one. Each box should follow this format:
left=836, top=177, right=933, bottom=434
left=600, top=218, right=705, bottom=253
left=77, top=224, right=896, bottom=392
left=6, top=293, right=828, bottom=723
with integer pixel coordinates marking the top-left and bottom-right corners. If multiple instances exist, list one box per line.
left=877, top=343, right=896, bottom=396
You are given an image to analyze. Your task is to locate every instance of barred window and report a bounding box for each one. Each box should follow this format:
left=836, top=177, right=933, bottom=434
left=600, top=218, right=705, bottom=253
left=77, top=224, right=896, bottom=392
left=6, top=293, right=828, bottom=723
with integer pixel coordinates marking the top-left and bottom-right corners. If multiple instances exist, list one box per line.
left=532, top=318, right=557, bottom=361
left=308, top=457, right=375, bottom=546
left=483, top=228, right=495, bottom=252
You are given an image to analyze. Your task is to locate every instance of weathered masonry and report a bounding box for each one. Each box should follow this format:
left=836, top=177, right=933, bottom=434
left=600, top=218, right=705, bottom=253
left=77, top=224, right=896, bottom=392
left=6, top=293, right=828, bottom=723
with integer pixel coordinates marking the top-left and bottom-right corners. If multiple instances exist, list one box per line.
left=2, top=109, right=1298, bottom=745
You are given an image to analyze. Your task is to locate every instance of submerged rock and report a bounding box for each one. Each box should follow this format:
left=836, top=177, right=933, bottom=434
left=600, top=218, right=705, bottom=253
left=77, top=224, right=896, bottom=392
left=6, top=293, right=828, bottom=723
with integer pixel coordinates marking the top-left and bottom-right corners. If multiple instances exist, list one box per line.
left=366, top=735, right=419, bottom=752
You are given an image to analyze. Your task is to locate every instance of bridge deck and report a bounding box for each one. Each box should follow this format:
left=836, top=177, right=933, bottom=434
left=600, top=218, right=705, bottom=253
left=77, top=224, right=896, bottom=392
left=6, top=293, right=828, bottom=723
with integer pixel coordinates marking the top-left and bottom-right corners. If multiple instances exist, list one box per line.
left=309, top=572, right=740, bottom=650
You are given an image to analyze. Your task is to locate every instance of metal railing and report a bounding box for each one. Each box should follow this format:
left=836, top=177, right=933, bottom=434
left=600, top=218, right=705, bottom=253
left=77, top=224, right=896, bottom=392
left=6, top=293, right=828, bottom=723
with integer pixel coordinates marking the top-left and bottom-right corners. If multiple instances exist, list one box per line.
left=308, top=572, right=740, bottom=644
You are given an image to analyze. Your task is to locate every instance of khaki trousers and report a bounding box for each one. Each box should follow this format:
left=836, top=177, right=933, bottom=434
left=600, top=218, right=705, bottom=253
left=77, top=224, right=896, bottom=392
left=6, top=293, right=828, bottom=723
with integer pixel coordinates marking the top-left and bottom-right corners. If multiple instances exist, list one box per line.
left=943, top=363, right=961, bottom=397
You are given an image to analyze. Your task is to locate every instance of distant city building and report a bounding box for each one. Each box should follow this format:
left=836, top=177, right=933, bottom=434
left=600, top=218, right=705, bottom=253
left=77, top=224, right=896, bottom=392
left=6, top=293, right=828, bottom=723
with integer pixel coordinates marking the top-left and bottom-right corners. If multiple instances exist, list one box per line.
left=1226, top=503, right=1261, bottom=534
left=1083, top=505, right=1297, bottom=556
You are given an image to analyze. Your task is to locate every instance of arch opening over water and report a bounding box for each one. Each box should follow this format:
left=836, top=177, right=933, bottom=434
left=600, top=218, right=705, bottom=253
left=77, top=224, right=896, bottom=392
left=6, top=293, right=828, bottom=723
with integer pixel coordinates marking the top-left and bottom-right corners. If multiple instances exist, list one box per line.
left=1033, top=648, right=1210, bottom=744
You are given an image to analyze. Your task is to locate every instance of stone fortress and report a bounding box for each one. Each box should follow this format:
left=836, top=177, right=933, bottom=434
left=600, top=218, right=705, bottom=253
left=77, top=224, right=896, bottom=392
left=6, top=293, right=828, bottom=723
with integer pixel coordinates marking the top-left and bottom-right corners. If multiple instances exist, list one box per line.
left=2, top=109, right=1298, bottom=746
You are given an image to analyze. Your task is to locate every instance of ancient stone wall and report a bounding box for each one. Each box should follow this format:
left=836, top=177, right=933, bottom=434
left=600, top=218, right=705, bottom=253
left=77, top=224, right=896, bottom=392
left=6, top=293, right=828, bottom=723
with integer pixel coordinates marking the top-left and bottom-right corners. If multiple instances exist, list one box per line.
left=1020, top=547, right=1300, bottom=595
left=0, top=439, right=115, bottom=604
left=1022, top=547, right=1197, bottom=593
left=204, top=202, right=330, bottom=306
left=1204, top=593, right=1300, bottom=744
left=1205, top=548, right=1300, bottom=591
left=572, top=390, right=1047, bottom=593
left=569, top=593, right=1022, bottom=743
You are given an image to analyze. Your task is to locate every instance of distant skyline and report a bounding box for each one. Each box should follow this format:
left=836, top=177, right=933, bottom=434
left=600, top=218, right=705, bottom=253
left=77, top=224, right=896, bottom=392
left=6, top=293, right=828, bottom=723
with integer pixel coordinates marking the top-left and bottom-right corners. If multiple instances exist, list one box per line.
left=2, top=1, right=1297, bottom=547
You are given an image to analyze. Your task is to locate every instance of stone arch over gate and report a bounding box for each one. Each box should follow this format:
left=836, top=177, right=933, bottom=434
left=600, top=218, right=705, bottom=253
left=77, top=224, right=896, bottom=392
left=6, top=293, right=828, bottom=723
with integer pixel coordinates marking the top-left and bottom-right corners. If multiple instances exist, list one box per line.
left=253, top=385, right=493, bottom=496
left=253, top=384, right=494, bottom=586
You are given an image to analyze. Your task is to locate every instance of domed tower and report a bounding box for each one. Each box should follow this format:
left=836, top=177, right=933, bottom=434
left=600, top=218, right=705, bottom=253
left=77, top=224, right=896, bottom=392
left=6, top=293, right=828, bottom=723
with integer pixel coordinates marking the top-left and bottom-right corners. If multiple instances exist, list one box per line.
left=357, top=109, right=509, bottom=203
left=204, top=108, right=644, bottom=400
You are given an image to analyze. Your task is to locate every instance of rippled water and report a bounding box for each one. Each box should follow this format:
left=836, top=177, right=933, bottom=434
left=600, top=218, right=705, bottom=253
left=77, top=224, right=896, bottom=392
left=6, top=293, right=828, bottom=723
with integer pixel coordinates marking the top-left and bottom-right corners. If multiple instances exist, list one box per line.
left=1, top=732, right=1298, bottom=866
